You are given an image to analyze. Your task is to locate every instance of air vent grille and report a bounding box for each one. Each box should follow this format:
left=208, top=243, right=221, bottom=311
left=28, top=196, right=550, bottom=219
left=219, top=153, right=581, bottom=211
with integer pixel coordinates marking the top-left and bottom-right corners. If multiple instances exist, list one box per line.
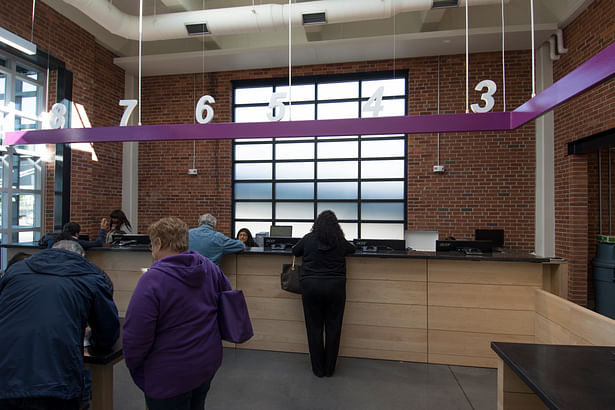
left=302, top=12, right=327, bottom=26
left=432, top=0, right=458, bottom=8
left=185, top=23, right=209, bottom=35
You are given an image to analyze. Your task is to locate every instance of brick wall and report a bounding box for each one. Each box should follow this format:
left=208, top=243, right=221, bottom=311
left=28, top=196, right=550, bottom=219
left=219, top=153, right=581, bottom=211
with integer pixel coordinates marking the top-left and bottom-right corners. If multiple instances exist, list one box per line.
left=138, top=51, right=536, bottom=245
left=553, top=0, right=615, bottom=305
left=1, top=0, right=125, bottom=238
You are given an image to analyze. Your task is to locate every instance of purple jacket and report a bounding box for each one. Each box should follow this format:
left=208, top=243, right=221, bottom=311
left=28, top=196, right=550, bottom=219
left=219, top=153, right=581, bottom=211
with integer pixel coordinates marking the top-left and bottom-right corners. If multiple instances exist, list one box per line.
left=123, top=251, right=232, bottom=399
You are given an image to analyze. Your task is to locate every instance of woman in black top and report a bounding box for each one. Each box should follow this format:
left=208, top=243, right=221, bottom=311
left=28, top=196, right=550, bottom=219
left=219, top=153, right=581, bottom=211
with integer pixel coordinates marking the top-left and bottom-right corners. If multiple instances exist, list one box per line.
left=236, top=228, right=257, bottom=247
left=292, top=210, right=355, bottom=377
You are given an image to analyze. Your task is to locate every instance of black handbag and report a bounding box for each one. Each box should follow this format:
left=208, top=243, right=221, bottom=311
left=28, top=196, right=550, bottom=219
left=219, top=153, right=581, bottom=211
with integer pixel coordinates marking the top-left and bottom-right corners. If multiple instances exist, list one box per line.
left=281, top=256, right=302, bottom=294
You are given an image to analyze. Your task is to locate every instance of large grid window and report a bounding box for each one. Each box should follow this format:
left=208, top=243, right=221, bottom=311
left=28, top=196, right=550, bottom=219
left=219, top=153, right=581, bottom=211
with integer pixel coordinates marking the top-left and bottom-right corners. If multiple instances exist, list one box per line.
left=232, top=72, right=407, bottom=240
left=0, top=52, right=46, bottom=264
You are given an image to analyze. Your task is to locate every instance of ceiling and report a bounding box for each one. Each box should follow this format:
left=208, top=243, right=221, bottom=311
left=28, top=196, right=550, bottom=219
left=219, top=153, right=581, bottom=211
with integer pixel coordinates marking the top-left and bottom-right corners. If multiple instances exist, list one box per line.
left=40, top=0, right=595, bottom=76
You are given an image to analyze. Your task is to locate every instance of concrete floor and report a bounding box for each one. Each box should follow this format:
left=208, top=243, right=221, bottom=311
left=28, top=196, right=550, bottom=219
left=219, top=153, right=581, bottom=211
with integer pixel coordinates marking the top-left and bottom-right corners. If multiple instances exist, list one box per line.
left=113, top=348, right=496, bottom=410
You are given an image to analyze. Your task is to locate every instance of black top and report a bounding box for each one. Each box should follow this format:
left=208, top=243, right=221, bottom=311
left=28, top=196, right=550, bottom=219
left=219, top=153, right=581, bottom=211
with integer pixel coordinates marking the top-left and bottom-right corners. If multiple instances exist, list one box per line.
left=491, top=342, right=615, bottom=410
left=292, top=232, right=355, bottom=279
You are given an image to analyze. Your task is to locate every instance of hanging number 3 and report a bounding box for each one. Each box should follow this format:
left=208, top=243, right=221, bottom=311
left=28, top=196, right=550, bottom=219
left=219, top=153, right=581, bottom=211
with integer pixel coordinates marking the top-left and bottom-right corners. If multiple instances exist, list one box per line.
left=362, top=86, right=384, bottom=117
left=267, top=92, right=286, bottom=121
left=49, top=103, right=67, bottom=129
left=196, top=95, right=215, bottom=124
left=470, top=80, right=497, bottom=113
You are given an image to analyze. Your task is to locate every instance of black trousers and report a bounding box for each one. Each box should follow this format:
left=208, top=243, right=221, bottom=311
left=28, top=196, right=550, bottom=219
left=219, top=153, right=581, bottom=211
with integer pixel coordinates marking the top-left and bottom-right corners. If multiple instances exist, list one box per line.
left=300, top=276, right=346, bottom=377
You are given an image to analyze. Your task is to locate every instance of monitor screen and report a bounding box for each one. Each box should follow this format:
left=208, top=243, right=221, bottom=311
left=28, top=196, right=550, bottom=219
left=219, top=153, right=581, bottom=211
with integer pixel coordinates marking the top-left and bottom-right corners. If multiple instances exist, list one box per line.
left=405, top=230, right=439, bottom=251
left=475, top=229, right=504, bottom=247
left=111, top=234, right=151, bottom=246
left=270, top=225, right=292, bottom=237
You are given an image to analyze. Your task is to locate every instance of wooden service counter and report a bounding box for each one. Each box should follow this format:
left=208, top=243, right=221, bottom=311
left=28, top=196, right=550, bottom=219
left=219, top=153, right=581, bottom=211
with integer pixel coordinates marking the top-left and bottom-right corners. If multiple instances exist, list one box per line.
left=4, top=244, right=567, bottom=368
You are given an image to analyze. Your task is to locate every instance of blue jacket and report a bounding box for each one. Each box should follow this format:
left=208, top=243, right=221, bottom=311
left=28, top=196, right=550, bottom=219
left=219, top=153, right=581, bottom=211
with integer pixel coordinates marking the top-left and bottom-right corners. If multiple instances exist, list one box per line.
left=0, top=249, right=120, bottom=400
left=47, top=229, right=108, bottom=249
left=188, top=224, right=244, bottom=265
left=123, top=251, right=232, bottom=399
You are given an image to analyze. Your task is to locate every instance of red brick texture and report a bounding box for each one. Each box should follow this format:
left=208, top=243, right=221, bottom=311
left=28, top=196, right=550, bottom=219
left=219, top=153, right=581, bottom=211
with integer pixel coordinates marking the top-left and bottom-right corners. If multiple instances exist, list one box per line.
left=553, top=0, right=615, bottom=305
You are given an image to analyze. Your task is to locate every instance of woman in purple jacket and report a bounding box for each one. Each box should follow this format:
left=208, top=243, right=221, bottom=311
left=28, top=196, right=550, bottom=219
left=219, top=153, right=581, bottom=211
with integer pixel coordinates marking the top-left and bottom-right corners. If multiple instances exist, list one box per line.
left=123, top=217, right=231, bottom=410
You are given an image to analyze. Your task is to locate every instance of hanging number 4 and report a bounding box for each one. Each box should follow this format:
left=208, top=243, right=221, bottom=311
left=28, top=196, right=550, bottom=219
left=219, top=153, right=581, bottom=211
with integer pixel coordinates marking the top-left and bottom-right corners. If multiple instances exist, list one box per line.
left=362, top=86, right=384, bottom=117
left=470, top=80, right=497, bottom=113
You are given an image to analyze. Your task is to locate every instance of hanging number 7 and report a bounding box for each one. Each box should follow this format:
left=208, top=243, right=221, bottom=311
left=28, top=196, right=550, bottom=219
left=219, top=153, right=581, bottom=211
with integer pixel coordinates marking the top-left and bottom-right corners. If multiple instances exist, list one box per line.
left=119, top=100, right=138, bottom=126
left=362, top=86, right=384, bottom=117
left=267, top=92, right=286, bottom=121
left=470, top=80, right=496, bottom=113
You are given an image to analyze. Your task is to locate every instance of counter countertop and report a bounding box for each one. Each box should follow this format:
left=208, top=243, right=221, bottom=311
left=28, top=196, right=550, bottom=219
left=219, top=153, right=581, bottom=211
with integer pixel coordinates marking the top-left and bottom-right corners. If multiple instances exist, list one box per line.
left=4, top=242, right=553, bottom=263
left=491, top=342, right=615, bottom=410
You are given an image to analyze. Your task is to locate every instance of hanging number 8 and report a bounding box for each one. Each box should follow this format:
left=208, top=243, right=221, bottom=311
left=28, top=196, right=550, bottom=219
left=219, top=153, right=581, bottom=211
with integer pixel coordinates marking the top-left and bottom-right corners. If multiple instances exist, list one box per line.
left=49, top=103, right=67, bottom=129
left=470, top=80, right=497, bottom=113
left=267, top=92, right=286, bottom=121
left=196, top=95, right=215, bottom=124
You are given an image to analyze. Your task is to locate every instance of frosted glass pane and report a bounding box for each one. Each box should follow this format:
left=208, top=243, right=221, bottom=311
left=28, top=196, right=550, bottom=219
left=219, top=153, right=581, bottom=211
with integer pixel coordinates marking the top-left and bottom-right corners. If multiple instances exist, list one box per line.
left=317, top=182, right=357, bottom=199
left=287, top=222, right=313, bottom=238
left=276, top=142, right=314, bottom=160
left=276, top=202, right=314, bottom=219
left=235, top=202, right=272, bottom=219
left=361, top=181, right=404, bottom=199
left=234, top=222, right=272, bottom=240
left=361, top=139, right=405, bottom=158
left=235, top=106, right=270, bottom=123
left=361, top=202, right=404, bottom=221
left=235, top=138, right=272, bottom=143
left=276, top=162, right=314, bottom=180
left=318, top=82, right=358, bottom=100
left=317, top=161, right=358, bottom=179
left=276, top=84, right=315, bottom=101
left=318, top=135, right=357, bottom=140
left=339, top=223, right=358, bottom=241
left=280, top=104, right=315, bottom=121
left=317, top=141, right=358, bottom=159
left=362, top=133, right=404, bottom=139
left=234, top=183, right=272, bottom=199
left=235, top=144, right=272, bottom=160
left=375, top=99, right=406, bottom=117
left=362, top=79, right=406, bottom=97
left=276, top=182, right=314, bottom=199
left=361, top=223, right=405, bottom=240
left=235, top=86, right=273, bottom=104
left=361, top=160, right=404, bottom=179
left=317, top=202, right=357, bottom=220
left=235, top=163, right=272, bottom=180
left=317, top=102, right=359, bottom=119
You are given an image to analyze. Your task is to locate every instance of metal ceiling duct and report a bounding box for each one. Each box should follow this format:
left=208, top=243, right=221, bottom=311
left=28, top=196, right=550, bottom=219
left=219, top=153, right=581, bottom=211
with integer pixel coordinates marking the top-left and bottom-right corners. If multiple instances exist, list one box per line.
left=59, top=0, right=509, bottom=42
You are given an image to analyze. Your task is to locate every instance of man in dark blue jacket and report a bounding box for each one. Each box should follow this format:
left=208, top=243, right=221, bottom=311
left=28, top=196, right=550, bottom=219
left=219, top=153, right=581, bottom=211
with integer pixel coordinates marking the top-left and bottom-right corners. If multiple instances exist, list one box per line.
left=0, top=240, right=120, bottom=410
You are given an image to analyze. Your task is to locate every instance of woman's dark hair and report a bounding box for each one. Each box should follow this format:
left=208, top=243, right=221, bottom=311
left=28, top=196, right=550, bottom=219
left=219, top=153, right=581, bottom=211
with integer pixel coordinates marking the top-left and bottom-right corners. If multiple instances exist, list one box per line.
left=237, top=228, right=257, bottom=247
left=311, top=210, right=346, bottom=247
left=57, top=222, right=81, bottom=241
left=109, top=209, right=132, bottom=232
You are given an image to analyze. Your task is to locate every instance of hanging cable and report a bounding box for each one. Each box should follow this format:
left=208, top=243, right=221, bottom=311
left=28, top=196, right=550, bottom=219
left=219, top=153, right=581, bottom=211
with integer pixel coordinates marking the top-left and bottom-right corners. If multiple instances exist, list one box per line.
left=31, top=0, right=36, bottom=42
left=288, top=0, right=292, bottom=120
left=530, top=0, right=536, bottom=97
left=437, top=55, right=441, bottom=166
left=465, top=0, right=469, bottom=113
left=138, top=0, right=143, bottom=125
left=501, top=0, right=506, bottom=111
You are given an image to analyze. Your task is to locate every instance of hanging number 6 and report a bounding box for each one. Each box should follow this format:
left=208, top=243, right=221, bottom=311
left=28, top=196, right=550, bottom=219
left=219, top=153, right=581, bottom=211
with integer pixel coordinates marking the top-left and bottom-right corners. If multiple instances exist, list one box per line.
left=49, top=103, right=67, bottom=129
left=470, top=80, right=497, bottom=113
left=119, top=99, right=138, bottom=126
left=362, top=86, right=385, bottom=117
left=267, top=92, right=286, bottom=121
left=196, top=95, right=215, bottom=124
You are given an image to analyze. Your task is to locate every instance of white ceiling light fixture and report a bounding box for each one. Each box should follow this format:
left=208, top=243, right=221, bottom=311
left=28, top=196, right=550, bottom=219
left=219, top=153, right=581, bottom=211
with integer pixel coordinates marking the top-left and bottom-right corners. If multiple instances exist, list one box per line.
left=0, top=26, right=37, bottom=56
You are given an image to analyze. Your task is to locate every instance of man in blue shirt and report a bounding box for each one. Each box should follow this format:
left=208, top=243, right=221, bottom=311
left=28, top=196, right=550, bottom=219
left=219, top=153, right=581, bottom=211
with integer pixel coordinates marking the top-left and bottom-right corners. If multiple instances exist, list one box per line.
left=188, top=214, right=244, bottom=266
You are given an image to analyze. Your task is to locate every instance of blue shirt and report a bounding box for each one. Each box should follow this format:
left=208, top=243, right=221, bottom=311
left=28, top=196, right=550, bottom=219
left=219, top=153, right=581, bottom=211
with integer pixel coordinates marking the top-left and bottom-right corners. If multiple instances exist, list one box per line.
left=188, top=224, right=244, bottom=266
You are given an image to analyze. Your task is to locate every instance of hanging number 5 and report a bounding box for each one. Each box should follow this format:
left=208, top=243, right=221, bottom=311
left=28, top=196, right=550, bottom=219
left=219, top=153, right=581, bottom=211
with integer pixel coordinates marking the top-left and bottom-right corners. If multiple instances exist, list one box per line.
left=119, top=99, right=138, bottom=126
left=267, top=92, right=286, bottom=121
left=470, top=80, right=497, bottom=113
left=196, top=95, right=215, bottom=124
left=362, top=86, right=384, bottom=117
left=49, top=103, right=67, bottom=129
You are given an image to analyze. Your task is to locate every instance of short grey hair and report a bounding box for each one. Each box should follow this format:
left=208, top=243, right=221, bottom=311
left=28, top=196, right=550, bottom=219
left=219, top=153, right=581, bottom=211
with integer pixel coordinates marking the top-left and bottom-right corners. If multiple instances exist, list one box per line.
left=198, top=214, right=217, bottom=227
left=52, top=240, right=85, bottom=256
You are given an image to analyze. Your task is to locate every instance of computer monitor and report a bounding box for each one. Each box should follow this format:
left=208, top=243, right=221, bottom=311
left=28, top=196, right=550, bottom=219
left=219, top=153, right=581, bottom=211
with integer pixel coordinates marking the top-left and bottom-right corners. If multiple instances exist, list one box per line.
left=111, top=233, right=151, bottom=246
left=475, top=229, right=504, bottom=248
left=405, top=230, right=439, bottom=251
left=270, top=225, right=292, bottom=237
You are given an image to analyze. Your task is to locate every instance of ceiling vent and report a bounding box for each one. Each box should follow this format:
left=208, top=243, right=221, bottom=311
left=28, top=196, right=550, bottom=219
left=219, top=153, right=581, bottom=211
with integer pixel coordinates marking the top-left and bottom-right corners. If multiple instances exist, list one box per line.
left=302, top=12, right=327, bottom=26
left=185, top=23, right=209, bottom=36
left=432, top=0, right=459, bottom=8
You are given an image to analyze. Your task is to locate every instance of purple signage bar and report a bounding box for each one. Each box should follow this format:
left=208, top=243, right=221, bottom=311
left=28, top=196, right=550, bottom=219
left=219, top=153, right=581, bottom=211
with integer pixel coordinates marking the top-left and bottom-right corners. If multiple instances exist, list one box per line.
left=4, top=41, right=614, bottom=145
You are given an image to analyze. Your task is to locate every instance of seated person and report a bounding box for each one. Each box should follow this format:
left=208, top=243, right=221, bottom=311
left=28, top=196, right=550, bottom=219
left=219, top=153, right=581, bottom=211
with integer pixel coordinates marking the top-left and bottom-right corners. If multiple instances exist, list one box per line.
left=188, top=214, right=244, bottom=266
left=236, top=228, right=257, bottom=247
left=105, top=209, right=133, bottom=244
left=48, top=219, right=108, bottom=249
